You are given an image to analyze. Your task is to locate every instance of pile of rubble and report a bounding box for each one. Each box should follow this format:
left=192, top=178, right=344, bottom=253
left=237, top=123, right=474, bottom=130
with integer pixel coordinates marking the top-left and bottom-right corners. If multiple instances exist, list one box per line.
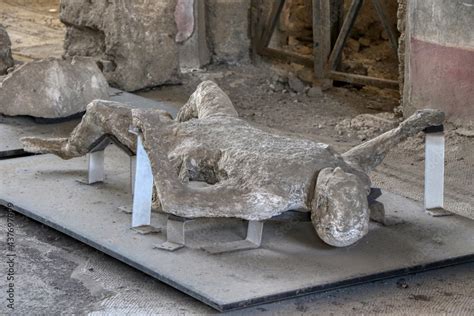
left=0, top=24, right=109, bottom=119
left=267, top=72, right=323, bottom=98
left=336, top=112, right=400, bottom=140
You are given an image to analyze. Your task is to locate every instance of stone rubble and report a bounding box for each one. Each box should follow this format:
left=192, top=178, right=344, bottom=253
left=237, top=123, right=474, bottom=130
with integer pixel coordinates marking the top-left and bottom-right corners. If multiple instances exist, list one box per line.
left=336, top=112, right=401, bottom=140
left=60, top=0, right=180, bottom=91
left=0, top=57, right=109, bottom=118
left=0, top=24, right=14, bottom=75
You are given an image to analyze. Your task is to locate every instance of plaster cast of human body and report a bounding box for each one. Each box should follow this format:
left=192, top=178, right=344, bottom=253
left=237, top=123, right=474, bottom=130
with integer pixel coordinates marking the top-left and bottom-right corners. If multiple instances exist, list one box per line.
left=22, top=81, right=444, bottom=247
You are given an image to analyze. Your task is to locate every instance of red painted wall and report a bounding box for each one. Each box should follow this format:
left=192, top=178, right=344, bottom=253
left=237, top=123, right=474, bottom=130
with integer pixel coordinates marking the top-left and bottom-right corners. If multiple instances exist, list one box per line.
left=409, top=38, right=474, bottom=121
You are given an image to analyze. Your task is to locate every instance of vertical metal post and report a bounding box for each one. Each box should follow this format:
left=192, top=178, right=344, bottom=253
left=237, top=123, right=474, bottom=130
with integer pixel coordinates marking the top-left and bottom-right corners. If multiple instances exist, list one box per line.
left=87, top=150, right=105, bottom=184
left=424, top=126, right=449, bottom=216
left=131, top=135, right=154, bottom=227
left=246, top=221, right=264, bottom=245
left=155, top=215, right=188, bottom=251
left=201, top=220, right=264, bottom=254
left=130, top=155, right=137, bottom=194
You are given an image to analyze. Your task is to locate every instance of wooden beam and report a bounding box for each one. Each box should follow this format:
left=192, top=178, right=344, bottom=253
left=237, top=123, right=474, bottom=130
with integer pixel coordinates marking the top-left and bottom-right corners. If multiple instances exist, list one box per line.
left=260, top=47, right=313, bottom=68
left=258, top=0, right=399, bottom=90
left=327, top=0, right=364, bottom=72
left=251, top=2, right=266, bottom=59
left=371, top=0, right=399, bottom=56
left=328, top=71, right=399, bottom=89
left=313, top=0, right=343, bottom=80
left=258, top=0, right=286, bottom=52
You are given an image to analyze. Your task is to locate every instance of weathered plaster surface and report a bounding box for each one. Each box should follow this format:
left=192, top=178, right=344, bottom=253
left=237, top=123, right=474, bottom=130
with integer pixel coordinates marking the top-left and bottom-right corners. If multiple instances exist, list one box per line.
left=21, top=81, right=443, bottom=246
left=60, top=0, right=180, bottom=91
left=207, top=0, right=251, bottom=63
left=0, top=57, right=109, bottom=118
left=403, top=0, right=474, bottom=122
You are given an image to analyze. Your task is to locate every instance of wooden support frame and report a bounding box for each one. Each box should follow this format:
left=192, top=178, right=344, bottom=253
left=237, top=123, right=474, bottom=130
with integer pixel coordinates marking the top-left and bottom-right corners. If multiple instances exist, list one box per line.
left=257, top=0, right=285, bottom=52
left=372, top=0, right=399, bottom=56
left=313, top=0, right=344, bottom=83
left=255, top=0, right=314, bottom=69
left=254, top=0, right=400, bottom=90
left=326, top=0, right=364, bottom=73
left=324, top=0, right=399, bottom=89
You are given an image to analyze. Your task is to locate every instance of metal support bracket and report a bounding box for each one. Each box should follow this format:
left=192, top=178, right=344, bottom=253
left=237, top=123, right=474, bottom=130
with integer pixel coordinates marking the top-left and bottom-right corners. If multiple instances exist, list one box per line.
left=202, top=221, right=264, bottom=254
left=155, top=215, right=191, bottom=252
left=131, top=225, right=161, bottom=235
left=130, top=132, right=154, bottom=228
left=424, top=125, right=451, bottom=217
left=85, top=150, right=105, bottom=184
left=77, top=137, right=112, bottom=185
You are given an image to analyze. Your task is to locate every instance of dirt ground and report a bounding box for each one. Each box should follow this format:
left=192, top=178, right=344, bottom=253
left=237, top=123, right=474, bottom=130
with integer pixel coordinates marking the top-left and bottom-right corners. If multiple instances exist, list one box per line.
left=0, top=1, right=473, bottom=314
left=0, top=0, right=64, bottom=62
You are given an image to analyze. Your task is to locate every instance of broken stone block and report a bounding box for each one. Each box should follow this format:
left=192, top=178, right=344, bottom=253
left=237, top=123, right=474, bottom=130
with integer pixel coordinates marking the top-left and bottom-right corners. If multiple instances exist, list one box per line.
left=21, top=81, right=445, bottom=247
left=0, top=57, right=109, bottom=118
left=307, top=86, right=323, bottom=98
left=0, top=24, right=14, bottom=75
left=60, top=0, right=180, bottom=91
left=288, top=73, right=306, bottom=94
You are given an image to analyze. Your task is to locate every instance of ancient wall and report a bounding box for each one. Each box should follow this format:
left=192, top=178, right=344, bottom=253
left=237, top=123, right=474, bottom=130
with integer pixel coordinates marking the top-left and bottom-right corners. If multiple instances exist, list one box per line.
left=206, top=0, right=251, bottom=64
left=60, top=0, right=180, bottom=92
left=397, top=0, right=406, bottom=110
left=403, top=0, right=474, bottom=124
left=60, top=0, right=251, bottom=90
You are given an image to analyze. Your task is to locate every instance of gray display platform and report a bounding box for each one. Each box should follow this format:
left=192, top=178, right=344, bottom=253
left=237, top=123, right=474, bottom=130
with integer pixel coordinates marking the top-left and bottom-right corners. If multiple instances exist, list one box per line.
left=0, top=146, right=473, bottom=311
left=0, top=116, right=77, bottom=158
left=0, top=88, right=178, bottom=157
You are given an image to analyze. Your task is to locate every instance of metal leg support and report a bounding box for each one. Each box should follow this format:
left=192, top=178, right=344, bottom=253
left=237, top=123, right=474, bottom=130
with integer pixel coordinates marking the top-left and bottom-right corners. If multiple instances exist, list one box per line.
left=131, top=135, right=157, bottom=233
left=77, top=150, right=106, bottom=185
left=202, top=221, right=264, bottom=254
left=87, top=150, right=105, bottom=184
left=424, top=126, right=451, bottom=216
left=77, top=137, right=112, bottom=185
left=154, top=216, right=189, bottom=251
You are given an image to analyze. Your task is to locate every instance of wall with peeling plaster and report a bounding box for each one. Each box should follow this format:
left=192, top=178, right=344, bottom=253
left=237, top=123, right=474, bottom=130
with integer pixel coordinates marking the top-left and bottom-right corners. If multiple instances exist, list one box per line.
left=403, top=0, right=474, bottom=124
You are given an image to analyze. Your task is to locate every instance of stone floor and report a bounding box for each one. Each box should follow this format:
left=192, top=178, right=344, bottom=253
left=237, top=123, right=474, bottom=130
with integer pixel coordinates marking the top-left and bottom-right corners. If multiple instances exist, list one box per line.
left=0, top=206, right=473, bottom=315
